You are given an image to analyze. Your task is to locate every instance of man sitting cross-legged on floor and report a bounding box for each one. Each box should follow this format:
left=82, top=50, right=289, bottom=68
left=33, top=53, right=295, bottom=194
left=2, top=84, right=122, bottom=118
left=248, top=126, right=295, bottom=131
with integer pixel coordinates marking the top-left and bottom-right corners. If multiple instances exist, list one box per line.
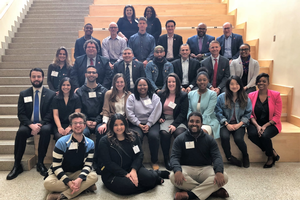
left=170, top=112, right=229, bottom=200
left=44, top=112, right=98, bottom=200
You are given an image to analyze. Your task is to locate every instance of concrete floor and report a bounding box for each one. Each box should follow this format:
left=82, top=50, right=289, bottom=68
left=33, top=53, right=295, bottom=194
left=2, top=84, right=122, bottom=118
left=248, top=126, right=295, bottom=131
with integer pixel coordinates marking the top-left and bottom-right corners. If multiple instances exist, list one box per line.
left=1, top=162, right=300, bottom=200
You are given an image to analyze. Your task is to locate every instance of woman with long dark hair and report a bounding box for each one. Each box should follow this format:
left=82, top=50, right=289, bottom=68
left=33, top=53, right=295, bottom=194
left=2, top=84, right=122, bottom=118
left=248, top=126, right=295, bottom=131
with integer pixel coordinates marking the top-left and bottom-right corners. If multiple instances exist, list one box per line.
left=117, top=5, right=139, bottom=41
left=144, top=6, right=162, bottom=43
left=99, top=114, right=169, bottom=195
left=247, top=73, right=282, bottom=168
left=158, top=73, right=188, bottom=170
left=52, top=77, right=81, bottom=140
left=47, top=46, right=72, bottom=92
left=215, top=76, right=252, bottom=168
left=126, top=77, right=162, bottom=170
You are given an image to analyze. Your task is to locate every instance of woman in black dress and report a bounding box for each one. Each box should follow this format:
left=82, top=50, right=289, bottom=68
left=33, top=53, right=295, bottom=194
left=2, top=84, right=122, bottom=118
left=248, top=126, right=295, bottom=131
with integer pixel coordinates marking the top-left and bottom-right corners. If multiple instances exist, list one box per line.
left=144, top=6, right=162, bottom=44
left=117, top=5, right=139, bottom=42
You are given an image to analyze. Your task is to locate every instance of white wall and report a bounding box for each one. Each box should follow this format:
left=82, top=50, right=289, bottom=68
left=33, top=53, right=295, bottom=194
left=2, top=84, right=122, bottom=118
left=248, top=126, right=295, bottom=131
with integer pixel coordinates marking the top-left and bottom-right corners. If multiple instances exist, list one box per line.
left=229, top=0, right=300, bottom=117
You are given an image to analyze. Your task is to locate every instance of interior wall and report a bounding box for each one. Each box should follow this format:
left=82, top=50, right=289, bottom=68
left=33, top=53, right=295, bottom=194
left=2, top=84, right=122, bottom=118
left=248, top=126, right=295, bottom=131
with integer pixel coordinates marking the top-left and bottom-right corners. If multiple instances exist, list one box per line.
left=229, top=0, right=300, bottom=117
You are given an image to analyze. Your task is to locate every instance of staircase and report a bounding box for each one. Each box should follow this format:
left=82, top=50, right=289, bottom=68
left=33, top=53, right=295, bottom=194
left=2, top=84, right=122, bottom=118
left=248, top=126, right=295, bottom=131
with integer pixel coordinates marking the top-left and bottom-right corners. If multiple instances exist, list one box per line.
left=0, top=0, right=93, bottom=171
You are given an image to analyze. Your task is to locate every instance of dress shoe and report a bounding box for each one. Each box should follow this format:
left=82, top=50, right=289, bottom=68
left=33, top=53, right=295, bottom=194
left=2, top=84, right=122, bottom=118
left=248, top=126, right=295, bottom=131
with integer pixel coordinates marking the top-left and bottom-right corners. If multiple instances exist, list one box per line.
left=263, top=156, right=276, bottom=168
left=86, top=184, right=97, bottom=192
left=6, top=165, right=23, bottom=180
left=174, top=191, right=189, bottom=200
left=228, top=156, right=242, bottom=167
left=274, top=154, right=280, bottom=161
left=164, top=158, right=172, bottom=171
left=210, top=188, right=229, bottom=198
left=36, top=162, right=48, bottom=176
left=242, top=155, right=250, bottom=168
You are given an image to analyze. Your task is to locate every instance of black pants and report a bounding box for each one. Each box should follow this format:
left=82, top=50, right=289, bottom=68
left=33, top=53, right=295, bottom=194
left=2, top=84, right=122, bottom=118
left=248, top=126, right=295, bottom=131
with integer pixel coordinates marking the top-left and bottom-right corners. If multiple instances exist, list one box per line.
left=160, top=128, right=186, bottom=159
left=130, top=123, right=160, bottom=164
left=102, top=167, right=160, bottom=195
left=220, top=126, right=248, bottom=159
left=53, top=124, right=70, bottom=141
left=14, top=124, right=52, bottom=166
left=247, top=123, right=278, bottom=156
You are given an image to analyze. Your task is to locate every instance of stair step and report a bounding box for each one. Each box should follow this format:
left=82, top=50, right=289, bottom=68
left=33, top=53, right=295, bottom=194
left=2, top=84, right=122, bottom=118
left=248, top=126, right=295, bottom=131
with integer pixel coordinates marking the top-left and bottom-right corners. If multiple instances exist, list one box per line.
left=0, top=69, right=48, bottom=76
left=12, top=37, right=77, bottom=43
left=0, top=62, right=51, bottom=69
left=29, top=6, right=89, bottom=10
left=0, top=77, right=48, bottom=85
left=0, top=154, right=36, bottom=171
left=23, top=18, right=84, bottom=23
left=27, top=10, right=88, bottom=15
left=31, top=3, right=91, bottom=7
left=6, top=48, right=70, bottom=55
left=2, top=54, right=54, bottom=62
left=0, top=115, right=18, bottom=127
left=0, top=86, right=49, bottom=94
left=15, top=32, right=78, bottom=38
left=0, top=127, right=18, bottom=140
left=0, top=95, right=19, bottom=103
left=25, top=14, right=88, bottom=19
left=8, top=42, right=74, bottom=49
left=20, top=22, right=83, bottom=28
left=0, top=140, right=35, bottom=154
left=0, top=105, right=17, bottom=115
left=18, top=27, right=82, bottom=32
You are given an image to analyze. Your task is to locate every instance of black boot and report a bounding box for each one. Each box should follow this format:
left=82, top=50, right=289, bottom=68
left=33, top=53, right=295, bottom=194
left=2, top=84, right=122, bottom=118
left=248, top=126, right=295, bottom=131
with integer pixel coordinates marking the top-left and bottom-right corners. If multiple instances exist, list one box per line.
left=164, top=156, right=172, bottom=171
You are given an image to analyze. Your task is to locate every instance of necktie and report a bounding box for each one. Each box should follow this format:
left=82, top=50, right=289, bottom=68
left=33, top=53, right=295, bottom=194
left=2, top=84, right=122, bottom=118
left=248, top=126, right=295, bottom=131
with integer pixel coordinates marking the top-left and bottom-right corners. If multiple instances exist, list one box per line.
left=125, top=63, right=130, bottom=89
left=212, top=59, right=218, bottom=88
left=33, top=90, right=39, bottom=123
left=199, top=37, right=203, bottom=53
left=90, top=58, right=94, bottom=66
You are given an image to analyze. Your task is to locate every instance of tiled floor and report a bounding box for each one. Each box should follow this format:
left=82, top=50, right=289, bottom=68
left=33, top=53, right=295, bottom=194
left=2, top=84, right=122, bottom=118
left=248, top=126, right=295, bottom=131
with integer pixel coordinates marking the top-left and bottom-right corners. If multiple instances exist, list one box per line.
left=1, top=162, right=300, bottom=200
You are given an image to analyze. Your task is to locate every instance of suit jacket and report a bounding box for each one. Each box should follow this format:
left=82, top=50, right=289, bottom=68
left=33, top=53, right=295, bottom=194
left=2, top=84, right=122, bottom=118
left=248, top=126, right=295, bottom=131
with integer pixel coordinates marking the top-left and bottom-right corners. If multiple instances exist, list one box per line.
left=157, top=34, right=183, bottom=60
left=248, top=90, right=282, bottom=132
left=70, top=54, right=112, bottom=89
left=172, top=58, right=200, bottom=88
left=217, top=33, right=243, bottom=59
left=18, top=87, right=55, bottom=126
left=113, top=60, right=146, bottom=87
left=200, top=55, right=230, bottom=90
left=74, top=36, right=102, bottom=59
left=187, top=34, right=215, bottom=56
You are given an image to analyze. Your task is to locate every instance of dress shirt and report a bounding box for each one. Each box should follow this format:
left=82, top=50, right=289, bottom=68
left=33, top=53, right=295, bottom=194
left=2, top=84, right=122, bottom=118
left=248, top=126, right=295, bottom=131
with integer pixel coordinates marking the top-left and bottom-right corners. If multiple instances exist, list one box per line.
left=224, top=34, right=232, bottom=59
left=124, top=61, right=134, bottom=89
left=210, top=55, right=220, bottom=70
left=102, top=36, right=127, bottom=62
left=115, top=94, right=126, bottom=116
left=86, top=56, right=96, bottom=67
left=166, top=35, right=174, bottom=59
left=128, top=32, right=155, bottom=62
left=31, top=86, right=43, bottom=122
left=181, top=58, right=189, bottom=85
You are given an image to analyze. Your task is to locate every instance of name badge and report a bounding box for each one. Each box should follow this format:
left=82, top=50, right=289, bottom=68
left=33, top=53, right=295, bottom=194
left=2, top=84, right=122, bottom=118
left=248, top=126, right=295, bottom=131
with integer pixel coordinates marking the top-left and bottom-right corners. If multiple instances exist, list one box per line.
left=89, top=92, right=96, bottom=98
left=185, top=141, right=195, bottom=149
left=168, top=101, right=177, bottom=109
left=133, top=145, right=140, bottom=154
left=143, top=98, right=152, bottom=105
left=51, top=71, right=58, bottom=77
left=69, top=142, right=78, bottom=150
left=24, top=96, right=32, bottom=103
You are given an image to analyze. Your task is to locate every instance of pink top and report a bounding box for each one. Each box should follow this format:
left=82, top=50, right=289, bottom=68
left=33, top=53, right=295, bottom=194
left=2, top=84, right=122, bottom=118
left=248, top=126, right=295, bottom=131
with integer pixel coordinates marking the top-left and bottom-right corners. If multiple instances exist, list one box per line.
left=163, top=93, right=176, bottom=116
left=248, top=90, right=282, bottom=132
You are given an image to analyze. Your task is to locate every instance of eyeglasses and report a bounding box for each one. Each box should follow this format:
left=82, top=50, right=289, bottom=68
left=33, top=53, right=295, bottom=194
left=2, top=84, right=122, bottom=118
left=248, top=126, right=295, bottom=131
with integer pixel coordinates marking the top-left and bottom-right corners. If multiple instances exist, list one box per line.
left=223, top=27, right=231, bottom=30
left=240, top=48, right=250, bottom=52
left=86, top=71, right=97, bottom=74
left=109, top=27, right=118, bottom=29
left=155, top=51, right=164, bottom=53
left=86, top=46, right=96, bottom=49
left=72, top=122, right=85, bottom=125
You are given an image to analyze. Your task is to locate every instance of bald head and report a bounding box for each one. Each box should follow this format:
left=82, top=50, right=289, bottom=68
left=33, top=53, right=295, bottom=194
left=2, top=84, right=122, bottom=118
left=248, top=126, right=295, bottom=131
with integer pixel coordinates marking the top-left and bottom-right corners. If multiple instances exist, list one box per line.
left=108, top=22, right=118, bottom=37
left=197, top=23, right=207, bottom=37
left=222, top=22, right=232, bottom=38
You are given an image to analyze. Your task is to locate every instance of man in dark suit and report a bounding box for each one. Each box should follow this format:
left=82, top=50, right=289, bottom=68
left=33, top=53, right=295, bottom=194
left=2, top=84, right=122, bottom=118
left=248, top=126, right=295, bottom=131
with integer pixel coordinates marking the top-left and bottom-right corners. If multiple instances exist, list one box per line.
left=7, top=68, right=55, bottom=180
left=74, top=23, right=102, bottom=59
left=172, top=44, right=200, bottom=93
left=157, top=20, right=183, bottom=62
left=71, top=39, right=112, bottom=90
left=217, top=22, right=243, bottom=64
left=187, top=23, right=215, bottom=61
left=201, top=40, right=230, bottom=95
left=113, top=47, right=146, bottom=92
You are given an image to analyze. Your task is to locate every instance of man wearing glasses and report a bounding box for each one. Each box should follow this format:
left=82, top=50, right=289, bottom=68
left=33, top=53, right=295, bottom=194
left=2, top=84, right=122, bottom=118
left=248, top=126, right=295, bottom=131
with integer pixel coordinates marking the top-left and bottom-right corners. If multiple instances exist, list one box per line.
left=44, top=112, right=98, bottom=200
left=102, top=22, right=127, bottom=69
left=71, top=39, right=112, bottom=90
left=217, top=22, right=243, bottom=64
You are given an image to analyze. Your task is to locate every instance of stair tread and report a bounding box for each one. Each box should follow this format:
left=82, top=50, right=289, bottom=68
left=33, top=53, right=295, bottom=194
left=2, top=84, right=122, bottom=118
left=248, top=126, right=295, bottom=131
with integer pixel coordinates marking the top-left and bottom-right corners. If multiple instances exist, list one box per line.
left=0, top=154, right=34, bottom=161
left=0, top=127, right=18, bottom=131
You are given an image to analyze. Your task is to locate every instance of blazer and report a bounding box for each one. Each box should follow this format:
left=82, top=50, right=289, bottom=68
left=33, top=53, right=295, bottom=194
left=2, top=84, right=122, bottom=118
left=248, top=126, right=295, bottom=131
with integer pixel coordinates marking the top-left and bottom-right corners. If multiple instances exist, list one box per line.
left=74, top=36, right=102, bottom=59
left=18, top=87, right=55, bottom=126
left=47, top=63, right=71, bottom=91
left=230, top=56, right=260, bottom=88
left=217, top=33, right=243, bottom=59
left=113, top=60, right=146, bottom=86
left=158, top=91, right=188, bottom=128
left=70, top=54, right=112, bottom=89
left=187, top=34, right=215, bottom=56
left=157, top=34, right=183, bottom=60
left=172, top=58, right=200, bottom=88
left=248, top=90, right=282, bottom=132
left=200, top=55, right=230, bottom=90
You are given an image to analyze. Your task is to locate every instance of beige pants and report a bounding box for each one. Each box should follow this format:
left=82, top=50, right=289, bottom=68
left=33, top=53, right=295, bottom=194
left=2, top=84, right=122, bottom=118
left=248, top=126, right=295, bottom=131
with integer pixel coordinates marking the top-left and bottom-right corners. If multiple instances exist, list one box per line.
left=44, top=170, right=98, bottom=199
left=170, top=165, right=228, bottom=200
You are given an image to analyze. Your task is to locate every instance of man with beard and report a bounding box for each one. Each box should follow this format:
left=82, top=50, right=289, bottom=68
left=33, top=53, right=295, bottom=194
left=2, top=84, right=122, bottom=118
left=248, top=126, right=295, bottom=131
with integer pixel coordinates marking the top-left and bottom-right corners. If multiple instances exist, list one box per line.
left=74, top=23, right=102, bottom=59
left=170, top=112, right=229, bottom=200
left=7, top=68, right=55, bottom=180
left=172, top=44, right=200, bottom=93
left=76, top=66, right=107, bottom=173
left=145, top=45, right=174, bottom=93
left=187, top=23, right=215, bottom=61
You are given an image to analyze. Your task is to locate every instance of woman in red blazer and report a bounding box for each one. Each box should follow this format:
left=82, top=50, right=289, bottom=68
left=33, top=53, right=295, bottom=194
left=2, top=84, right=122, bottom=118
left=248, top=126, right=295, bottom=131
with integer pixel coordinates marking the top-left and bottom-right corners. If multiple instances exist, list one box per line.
left=247, top=73, right=282, bottom=168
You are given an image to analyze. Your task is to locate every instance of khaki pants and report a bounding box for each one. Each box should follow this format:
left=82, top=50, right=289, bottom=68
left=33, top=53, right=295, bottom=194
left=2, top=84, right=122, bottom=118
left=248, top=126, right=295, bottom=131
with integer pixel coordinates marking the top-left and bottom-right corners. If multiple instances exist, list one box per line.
left=170, top=166, right=228, bottom=200
left=44, top=170, right=98, bottom=199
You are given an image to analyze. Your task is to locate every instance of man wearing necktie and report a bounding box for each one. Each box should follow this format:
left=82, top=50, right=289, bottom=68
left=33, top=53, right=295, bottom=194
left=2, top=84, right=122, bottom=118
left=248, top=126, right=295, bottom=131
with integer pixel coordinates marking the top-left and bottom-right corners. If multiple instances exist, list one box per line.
left=7, top=68, right=55, bottom=180
left=200, top=40, right=230, bottom=95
